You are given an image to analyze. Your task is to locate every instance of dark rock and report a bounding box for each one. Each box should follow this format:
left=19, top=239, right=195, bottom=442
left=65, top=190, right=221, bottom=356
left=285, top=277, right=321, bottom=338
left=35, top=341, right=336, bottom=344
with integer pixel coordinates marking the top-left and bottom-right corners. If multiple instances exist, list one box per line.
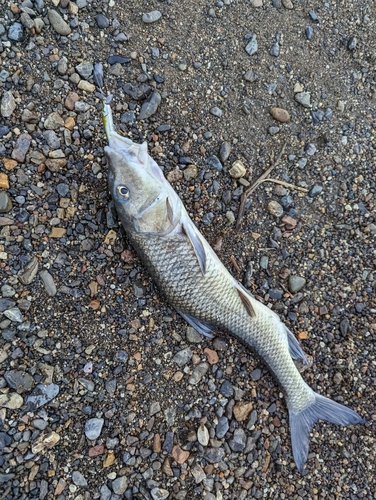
left=229, top=428, right=247, bottom=452
left=216, top=416, right=229, bottom=438
left=0, top=298, right=15, bottom=312
left=137, top=92, right=161, bottom=120
left=11, top=133, right=32, bottom=162
left=245, top=35, right=258, bottom=56
left=308, top=184, right=322, bottom=197
left=26, top=383, right=60, bottom=411
left=251, top=368, right=262, bottom=381
left=108, top=55, right=131, bottom=65
left=120, top=111, right=136, bottom=123
left=95, top=14, right=109, bottom=29
left=219, top=142, right=231, bottom=162
left=4, top=370, right=34, bottom=394
left=219, top=380, right=233, bottom=398
left=347, top=37, right=357, bottom=50
left=0, top=432, right=11, bottom=450
left=340, top=318, right=350, bottom=335
left=206, top=155, right=223, bottom=171
left=8, top=22, right=24, bottom=41
left=123, top=83, right=152, bottom=101
left=162, top=431, right=174, bottom=453
left=270, top=42, right=279, bottom=57
left=204, top=447, right=225, bottom=463
left=305, top=26, right=313, bottom=40
left=268, top=289, right=283, bottom=300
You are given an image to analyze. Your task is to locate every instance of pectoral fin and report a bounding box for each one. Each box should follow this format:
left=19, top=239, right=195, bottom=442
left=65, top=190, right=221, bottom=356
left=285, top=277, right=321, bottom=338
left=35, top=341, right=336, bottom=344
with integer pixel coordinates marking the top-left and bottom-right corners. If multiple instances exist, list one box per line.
left=182, top=221, right=207, bottom=275
left=138, top=141, right=149, bottom=165
left=235, top=283, right=256, bottom=318
left=166, top=197, right=174, bottom=225
left=177, top=309, right=215, bottom=339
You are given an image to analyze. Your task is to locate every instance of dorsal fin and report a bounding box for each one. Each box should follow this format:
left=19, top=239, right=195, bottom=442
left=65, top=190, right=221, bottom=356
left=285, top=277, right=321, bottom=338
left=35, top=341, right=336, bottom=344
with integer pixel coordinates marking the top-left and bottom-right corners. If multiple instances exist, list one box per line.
left=236, top=285, right=256, bottom=318
left=182, top=221, right=207, bottom=275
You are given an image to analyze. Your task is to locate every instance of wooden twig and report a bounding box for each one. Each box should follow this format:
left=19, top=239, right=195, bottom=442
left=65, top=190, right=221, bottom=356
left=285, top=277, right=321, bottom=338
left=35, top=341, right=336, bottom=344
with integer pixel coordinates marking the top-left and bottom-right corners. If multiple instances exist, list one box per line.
left=262, top=178, right=309, bottom=193
left=230, top=255, right=241, bottom=273
left=236, top=141, right=288, bottom=231
left=0, top=488, right=11, bottom=500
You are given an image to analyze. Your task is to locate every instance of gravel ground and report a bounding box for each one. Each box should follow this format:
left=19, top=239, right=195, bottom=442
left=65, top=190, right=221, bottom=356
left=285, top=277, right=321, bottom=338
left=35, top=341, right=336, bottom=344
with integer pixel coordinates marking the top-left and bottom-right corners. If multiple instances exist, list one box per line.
left=0, top=0, right=375, bottom=499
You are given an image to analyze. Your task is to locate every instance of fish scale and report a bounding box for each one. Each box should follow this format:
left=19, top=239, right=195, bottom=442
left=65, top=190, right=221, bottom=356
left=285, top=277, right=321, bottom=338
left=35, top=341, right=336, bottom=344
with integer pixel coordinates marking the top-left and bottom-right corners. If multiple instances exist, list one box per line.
left=102, top=95, right=365, bottom=473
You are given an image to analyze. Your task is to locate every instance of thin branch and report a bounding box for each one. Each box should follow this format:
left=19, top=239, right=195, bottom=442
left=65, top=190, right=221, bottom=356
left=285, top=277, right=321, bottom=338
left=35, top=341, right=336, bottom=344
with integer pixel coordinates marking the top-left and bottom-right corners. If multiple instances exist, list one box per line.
left=262, top=178, right=309, bottom=193
left=236, top=141, right=288, bottom=231
left=230, top=255, right=241, bottom=273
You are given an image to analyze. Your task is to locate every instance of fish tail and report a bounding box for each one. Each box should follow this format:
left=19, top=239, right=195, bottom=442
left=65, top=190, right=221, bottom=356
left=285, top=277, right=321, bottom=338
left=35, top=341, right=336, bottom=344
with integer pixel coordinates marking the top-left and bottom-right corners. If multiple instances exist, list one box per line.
left=289, top=393, right=365, bottom=473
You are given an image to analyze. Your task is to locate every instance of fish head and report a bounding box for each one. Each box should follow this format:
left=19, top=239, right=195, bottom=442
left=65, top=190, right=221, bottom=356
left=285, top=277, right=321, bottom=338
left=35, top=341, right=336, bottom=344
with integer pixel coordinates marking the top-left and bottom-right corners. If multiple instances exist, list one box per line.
left=103, top=95, right=180, bottom=235
left=105, top=141, right=178, bottom=235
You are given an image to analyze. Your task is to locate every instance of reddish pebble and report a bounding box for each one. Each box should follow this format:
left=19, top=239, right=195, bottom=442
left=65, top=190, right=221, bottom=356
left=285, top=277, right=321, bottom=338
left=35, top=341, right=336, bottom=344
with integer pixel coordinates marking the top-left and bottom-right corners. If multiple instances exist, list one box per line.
left=204, top=347, right=219, bottom=365
left=88, top=444, right=105, bottom=457
left=281, top=215, right=297, bottom=228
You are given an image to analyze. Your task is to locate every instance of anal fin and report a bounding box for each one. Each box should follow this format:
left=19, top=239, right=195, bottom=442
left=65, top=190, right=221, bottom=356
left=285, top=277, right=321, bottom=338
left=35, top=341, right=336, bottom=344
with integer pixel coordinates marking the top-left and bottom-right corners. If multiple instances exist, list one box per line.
left=177, top=309, right=215, bottom=339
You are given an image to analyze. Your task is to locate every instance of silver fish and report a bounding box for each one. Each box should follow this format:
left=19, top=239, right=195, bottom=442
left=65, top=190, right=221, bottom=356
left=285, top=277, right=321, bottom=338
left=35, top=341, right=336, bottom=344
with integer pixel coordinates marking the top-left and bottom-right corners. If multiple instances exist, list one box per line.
left=102, top=96, right=364, bottom=473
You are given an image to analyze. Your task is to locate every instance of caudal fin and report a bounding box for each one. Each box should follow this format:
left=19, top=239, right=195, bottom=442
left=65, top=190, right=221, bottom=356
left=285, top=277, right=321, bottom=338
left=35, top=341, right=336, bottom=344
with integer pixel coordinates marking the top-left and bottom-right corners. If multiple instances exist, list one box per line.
left=289, top=393, right=365, bottom=473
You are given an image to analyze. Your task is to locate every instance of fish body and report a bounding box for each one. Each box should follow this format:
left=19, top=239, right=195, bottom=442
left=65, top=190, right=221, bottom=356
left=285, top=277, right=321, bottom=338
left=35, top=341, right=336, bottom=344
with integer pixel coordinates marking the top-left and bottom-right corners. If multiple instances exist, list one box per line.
left=102, top=97, right=364, bottom=472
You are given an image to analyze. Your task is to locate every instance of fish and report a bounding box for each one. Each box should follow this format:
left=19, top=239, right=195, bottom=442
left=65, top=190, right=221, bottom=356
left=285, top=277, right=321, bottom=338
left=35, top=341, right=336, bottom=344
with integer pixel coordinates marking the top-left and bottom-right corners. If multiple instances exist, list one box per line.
left=102, top=95, right=365, bottom=473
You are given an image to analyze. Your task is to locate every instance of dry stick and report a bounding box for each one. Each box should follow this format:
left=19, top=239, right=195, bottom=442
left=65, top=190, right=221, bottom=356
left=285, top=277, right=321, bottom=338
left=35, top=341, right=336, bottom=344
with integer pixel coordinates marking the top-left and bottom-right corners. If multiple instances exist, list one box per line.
left=236, top=141, right=288, bottom=231
left=262, top=178, right=308, bottom=193
left=0, top=489, right=11, bottom=500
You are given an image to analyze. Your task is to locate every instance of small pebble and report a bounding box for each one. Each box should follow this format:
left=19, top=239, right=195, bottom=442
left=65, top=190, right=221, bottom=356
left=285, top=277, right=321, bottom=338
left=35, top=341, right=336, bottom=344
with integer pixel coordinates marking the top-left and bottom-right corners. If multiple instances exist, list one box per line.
left=270, top=107, right=290, bottom=123
left=85, top=418, right=104, bottom=440
left=267, top=200, right=284, bottom=217
left=268, top=126, right=280, bottom=135
left=39, top=270, right=57, bottom=296
left=112, top=476, right=128, bottom=495
left=219, top=142, right=231, bottom=162
left=295, top=92, right=311, bottom=108
left=244, top=70, right=258, bottom=82
left=95, top=14, right=109, bottom=29
left=270, top=42, right=279, bottom=57
left=206, top=155, right=223, bottom=172
left=309, top=11, right=319, bottom=22
left=142, top=11, right=162, bottom=23
left=305, top=26, right=313, bottom=40
left=289, top=275, right=306, bottom=293
left=347, top=37, right=357, bottom=50
left=1, top=91, right=16, bottom=118
left=305, top=143, right=317, bottom=155
left=245, top=35, right=258, bottom=56
left=210, top=107, right=223, bottom=117
left=8, top=22, right=24, bottom=41
left=138, top=92, right=161, bottom=120
left=229, top=160, right=246, bottom=178
left=0, top=192, right=13, bottom=213
left=308, top=184, right=323, bottom=197
left=72, top=471, right=88, bottom=487
left=48, top=9, right=71, bottom=36
left=281, top=0, right=293, bottom=9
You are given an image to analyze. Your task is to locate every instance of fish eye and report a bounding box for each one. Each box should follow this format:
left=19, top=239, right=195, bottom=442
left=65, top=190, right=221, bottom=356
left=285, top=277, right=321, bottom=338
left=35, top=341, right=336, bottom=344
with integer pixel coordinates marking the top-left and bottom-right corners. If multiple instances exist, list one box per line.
left=117, top=186, right=130, bottom=198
